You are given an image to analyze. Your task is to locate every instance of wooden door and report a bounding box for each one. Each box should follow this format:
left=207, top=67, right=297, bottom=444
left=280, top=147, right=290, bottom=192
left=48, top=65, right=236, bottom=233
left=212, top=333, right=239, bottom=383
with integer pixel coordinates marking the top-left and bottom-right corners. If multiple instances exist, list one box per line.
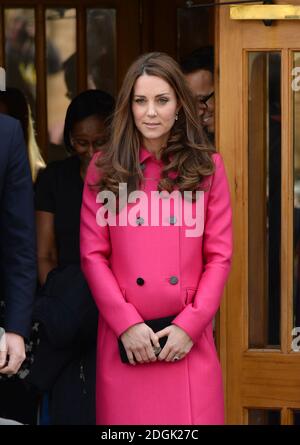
left=218, top=0, right=300, bottom=425
left=140, top=0, right=214, bottom=59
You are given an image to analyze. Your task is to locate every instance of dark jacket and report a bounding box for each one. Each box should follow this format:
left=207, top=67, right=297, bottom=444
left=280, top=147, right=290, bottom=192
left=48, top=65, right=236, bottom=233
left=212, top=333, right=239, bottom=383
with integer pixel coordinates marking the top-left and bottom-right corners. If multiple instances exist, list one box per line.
left=27, top=264, right=98, bottom=425
left=0, top=115, right=36, bottom=338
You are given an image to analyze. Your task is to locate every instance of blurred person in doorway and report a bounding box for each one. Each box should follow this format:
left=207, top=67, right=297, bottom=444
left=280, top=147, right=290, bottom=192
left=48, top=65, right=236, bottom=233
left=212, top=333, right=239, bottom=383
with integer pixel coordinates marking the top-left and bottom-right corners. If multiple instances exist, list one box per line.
left=181, top=47, right=215, bottom=143
left=0, top=87, right=45, bottom=181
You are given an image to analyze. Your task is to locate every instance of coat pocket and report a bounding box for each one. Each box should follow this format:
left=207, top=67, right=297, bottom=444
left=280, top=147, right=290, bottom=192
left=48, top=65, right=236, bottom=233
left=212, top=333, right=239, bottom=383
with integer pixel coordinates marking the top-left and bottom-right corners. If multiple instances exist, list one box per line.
left=185, top=287, right=197, bottom=305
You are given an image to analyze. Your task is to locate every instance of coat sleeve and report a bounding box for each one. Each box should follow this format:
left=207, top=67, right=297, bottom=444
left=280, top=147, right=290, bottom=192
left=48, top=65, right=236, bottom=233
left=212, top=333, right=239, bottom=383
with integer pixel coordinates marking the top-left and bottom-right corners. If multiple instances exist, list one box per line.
left=173, top=153, right=233, bottom=343
left=0, top=119, right=37, bottom=338
left=80, top=154, right=143, bottom=338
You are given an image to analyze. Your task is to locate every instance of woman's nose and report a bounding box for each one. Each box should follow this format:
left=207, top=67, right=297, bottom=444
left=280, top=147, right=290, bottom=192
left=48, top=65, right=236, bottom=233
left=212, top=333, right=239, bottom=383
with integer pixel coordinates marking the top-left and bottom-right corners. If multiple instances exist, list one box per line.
left=85, top=143, right=94, bottom=157
left=146, top=102, right=157, bottom=117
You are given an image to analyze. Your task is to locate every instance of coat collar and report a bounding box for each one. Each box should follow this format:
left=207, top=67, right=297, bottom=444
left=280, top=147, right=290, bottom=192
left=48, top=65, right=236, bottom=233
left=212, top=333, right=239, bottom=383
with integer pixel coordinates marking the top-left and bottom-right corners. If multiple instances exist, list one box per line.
left=139, top=146, right=156, bottom=164
left=139, top=146, right=166, bottom=165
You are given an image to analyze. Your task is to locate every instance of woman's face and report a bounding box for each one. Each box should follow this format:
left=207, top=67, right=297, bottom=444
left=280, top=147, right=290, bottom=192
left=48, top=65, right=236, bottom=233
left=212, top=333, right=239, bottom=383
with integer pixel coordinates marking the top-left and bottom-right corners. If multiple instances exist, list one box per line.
left=70, top=114, right=106, bottom=166
left=132, top=74, right=179, bottom=148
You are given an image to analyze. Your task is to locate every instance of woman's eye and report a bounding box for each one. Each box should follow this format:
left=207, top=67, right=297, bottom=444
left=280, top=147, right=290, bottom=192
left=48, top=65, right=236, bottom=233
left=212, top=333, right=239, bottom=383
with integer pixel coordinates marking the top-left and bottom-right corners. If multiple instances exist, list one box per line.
left=158, top=97, right=169, bottom=104
left=135, top=98, right=145, bottom=104
left=94, top=139, right=105, bottom=147
left=76, top=140, right=89, bottom=147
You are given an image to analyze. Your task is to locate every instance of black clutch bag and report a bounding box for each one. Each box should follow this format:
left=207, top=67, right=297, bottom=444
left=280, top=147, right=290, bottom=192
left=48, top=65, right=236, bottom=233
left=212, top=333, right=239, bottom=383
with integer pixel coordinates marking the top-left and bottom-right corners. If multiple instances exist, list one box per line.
left=118, top=315, right=176, bottom=363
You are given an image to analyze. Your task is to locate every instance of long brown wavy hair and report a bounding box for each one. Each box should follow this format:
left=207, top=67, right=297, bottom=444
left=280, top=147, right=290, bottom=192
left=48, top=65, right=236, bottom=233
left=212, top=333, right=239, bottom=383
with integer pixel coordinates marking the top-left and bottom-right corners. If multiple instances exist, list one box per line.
left=96, top=52, right=215, bottom=198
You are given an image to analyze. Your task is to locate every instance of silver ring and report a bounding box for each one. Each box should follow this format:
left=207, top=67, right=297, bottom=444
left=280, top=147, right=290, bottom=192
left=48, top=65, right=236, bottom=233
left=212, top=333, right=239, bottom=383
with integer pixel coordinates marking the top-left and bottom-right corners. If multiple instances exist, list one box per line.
left=173, top=355, right=180, bottom=361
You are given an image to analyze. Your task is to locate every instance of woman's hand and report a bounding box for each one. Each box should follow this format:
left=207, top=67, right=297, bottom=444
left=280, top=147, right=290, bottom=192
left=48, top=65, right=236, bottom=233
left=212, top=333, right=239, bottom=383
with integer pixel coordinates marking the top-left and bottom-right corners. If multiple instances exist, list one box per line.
left=156, top=325, right=193, bottom=362
left=120, top=323, right=161, bottom=365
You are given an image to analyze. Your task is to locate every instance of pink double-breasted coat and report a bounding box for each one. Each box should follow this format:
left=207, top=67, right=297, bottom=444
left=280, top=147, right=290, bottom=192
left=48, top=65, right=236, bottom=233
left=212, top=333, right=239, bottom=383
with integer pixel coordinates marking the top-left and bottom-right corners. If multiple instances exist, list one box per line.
left=80, top=147, right=233, bottom=425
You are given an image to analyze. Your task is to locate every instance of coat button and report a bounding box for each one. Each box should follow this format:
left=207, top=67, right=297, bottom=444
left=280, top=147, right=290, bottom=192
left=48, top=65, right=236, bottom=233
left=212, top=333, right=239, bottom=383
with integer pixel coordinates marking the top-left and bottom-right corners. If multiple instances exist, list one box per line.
left=169, top=276, right=178, bottom=285
left=169, top=216, right=177, bottom=225
left=140, top=163, right=145, bottom=171
left=136, top=217, right=144, bottom=226
left=136, top=277, right=145, bottom=286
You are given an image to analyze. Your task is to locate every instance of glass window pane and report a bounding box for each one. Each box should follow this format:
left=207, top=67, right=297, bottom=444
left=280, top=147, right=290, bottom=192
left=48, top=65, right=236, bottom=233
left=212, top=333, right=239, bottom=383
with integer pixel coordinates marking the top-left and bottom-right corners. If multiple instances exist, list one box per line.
left=4, top=9, right=36, bottom=119
left=248, top=52, right=281, bottom=349
left=293, top=410, right=300, bottom=425
left=177, top=6, right=213, bottom=60
left=87, top=9, right=116, bottom=97
left=293, top=53, right=300, bottom=343
left=248, top=409, right=281, bottom=425
left=46, top=8, right=76, bottom=162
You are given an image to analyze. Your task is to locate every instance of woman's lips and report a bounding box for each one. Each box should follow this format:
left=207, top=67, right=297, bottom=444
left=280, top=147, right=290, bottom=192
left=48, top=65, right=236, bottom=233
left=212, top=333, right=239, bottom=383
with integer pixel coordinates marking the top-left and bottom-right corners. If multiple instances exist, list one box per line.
left=144, top=123, right=160, bottom=127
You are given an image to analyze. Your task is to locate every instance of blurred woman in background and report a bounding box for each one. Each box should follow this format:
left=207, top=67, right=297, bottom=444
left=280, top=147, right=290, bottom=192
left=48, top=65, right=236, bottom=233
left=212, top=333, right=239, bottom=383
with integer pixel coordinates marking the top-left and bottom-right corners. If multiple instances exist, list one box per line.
left=29, top=89, right=115, bottom=424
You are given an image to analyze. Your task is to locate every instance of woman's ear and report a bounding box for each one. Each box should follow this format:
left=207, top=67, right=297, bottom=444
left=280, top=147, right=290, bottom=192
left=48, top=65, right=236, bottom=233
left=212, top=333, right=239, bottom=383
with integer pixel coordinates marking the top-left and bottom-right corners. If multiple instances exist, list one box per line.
left=175, top=104, right=182, bottom=121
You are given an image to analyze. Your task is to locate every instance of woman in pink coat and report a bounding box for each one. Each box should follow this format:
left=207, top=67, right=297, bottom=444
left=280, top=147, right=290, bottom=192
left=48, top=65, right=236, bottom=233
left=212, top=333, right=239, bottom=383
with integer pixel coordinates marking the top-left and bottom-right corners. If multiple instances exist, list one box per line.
left=80, top=52, right=233, bottom=425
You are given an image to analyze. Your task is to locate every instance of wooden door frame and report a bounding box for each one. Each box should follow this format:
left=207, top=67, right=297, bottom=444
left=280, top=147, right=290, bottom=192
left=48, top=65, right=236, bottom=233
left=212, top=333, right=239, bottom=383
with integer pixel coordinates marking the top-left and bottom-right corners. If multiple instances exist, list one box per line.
left=218, top=1, right=300, bottom=424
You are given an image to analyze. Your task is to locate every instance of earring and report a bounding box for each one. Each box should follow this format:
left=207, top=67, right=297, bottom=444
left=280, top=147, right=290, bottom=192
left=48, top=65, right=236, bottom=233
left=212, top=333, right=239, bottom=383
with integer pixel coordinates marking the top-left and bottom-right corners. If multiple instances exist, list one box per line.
left=175, top=112, right=178, bottom=121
